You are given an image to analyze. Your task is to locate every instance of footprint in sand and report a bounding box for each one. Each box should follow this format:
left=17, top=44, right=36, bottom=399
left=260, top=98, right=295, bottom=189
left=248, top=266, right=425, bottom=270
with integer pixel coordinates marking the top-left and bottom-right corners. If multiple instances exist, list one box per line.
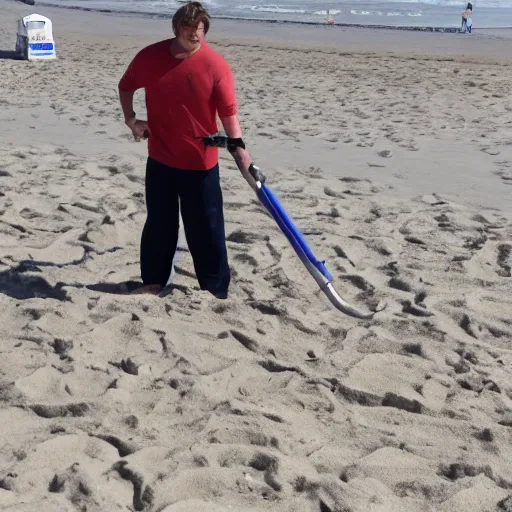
left=233, top=252, right=259, bottom=268
left=230, top=330, right=260, bottom=353
left=226, top=229, right=268, bottom=244
left=496, top=244, right=511, bottom=277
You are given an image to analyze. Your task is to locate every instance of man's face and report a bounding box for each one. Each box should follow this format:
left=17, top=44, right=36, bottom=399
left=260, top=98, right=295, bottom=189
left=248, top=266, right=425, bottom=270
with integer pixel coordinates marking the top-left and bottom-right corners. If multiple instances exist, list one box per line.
left=177, top=21, right=205, bottom=51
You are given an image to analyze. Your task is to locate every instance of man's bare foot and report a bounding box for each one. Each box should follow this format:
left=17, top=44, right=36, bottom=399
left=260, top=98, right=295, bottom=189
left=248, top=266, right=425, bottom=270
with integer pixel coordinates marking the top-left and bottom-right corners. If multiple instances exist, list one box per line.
left=128, top=284, right=162, bottom=295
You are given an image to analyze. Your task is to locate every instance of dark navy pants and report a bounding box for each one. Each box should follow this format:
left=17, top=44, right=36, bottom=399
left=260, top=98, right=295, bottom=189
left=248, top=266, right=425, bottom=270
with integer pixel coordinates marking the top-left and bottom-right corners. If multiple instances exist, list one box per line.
left=141, top=157, right=230, bottom=297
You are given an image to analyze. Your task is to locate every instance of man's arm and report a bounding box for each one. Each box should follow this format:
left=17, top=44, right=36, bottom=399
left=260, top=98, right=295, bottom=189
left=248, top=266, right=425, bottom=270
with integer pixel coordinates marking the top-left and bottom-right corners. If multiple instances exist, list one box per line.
left=220, top=114, right=259, bottom=192
left=215, top=62, right=262, bottom=191
left=118, top=87, right=148, bottom=140
left=119, top=89, right=137, bottom=126
left=118, top=54, right=149, bottom=140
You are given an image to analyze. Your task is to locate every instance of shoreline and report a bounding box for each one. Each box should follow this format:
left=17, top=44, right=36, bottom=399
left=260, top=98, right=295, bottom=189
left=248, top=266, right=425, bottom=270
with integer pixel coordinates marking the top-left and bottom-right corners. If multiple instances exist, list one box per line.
left=34, top=1, right=512, bottom=32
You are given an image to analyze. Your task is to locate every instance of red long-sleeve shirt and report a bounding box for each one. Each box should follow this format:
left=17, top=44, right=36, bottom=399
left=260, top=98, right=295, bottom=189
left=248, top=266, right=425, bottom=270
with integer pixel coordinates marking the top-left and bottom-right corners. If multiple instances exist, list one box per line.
left=119, top=39, right=238, bottom=170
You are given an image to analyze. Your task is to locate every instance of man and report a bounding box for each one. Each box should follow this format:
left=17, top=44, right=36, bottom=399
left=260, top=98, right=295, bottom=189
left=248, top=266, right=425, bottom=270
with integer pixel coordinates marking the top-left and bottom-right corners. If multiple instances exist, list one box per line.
left=118, top=1, right=253, bottom=298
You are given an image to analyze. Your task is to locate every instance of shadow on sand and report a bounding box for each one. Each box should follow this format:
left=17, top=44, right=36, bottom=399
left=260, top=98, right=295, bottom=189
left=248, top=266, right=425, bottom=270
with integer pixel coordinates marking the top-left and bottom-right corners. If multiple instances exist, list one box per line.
left=0, top=268, right=69, bottom=301
left=0, top=50, right=21, bottom=60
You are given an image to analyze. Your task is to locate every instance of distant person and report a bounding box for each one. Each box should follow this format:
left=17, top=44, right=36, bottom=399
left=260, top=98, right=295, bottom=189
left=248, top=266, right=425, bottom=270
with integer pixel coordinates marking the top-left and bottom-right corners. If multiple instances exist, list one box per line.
left=461, top=2, right=472, bottom=33
left=118, top=1, right=254, bottom=298
left=466, top=13, right=473, bottom=33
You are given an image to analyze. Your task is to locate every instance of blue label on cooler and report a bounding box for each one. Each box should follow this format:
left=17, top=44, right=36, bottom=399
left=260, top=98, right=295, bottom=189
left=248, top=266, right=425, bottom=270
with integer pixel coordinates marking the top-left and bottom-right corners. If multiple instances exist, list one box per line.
left=29, top=43, right=54, bottom=51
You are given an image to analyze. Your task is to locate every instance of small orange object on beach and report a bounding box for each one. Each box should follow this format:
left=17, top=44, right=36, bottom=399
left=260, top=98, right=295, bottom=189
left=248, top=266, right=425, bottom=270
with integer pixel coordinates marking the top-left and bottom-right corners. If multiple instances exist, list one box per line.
left=328, top=15, right=334, bottom=24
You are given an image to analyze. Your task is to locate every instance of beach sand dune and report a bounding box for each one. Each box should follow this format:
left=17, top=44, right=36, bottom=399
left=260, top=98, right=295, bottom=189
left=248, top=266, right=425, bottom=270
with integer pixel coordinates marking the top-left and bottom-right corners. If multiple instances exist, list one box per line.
left=1, top=3, right=512, bottom=512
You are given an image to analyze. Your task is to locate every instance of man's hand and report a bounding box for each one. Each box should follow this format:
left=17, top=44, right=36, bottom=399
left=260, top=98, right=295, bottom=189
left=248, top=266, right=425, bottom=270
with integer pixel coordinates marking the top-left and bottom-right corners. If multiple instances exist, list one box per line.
left=126, top=117, right=149, bottom=141
left=232, top=147, right=261, bottom=193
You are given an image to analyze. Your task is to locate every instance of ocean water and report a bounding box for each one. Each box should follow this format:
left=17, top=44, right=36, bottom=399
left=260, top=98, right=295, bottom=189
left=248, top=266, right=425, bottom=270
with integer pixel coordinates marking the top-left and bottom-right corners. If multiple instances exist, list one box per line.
left=38, top=0, right=512, bottom=28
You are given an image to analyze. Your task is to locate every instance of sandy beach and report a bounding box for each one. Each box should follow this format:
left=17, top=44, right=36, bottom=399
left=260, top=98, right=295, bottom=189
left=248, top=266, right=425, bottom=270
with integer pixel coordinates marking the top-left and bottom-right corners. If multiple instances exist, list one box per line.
left=1, top=2, right=512, bottom=511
